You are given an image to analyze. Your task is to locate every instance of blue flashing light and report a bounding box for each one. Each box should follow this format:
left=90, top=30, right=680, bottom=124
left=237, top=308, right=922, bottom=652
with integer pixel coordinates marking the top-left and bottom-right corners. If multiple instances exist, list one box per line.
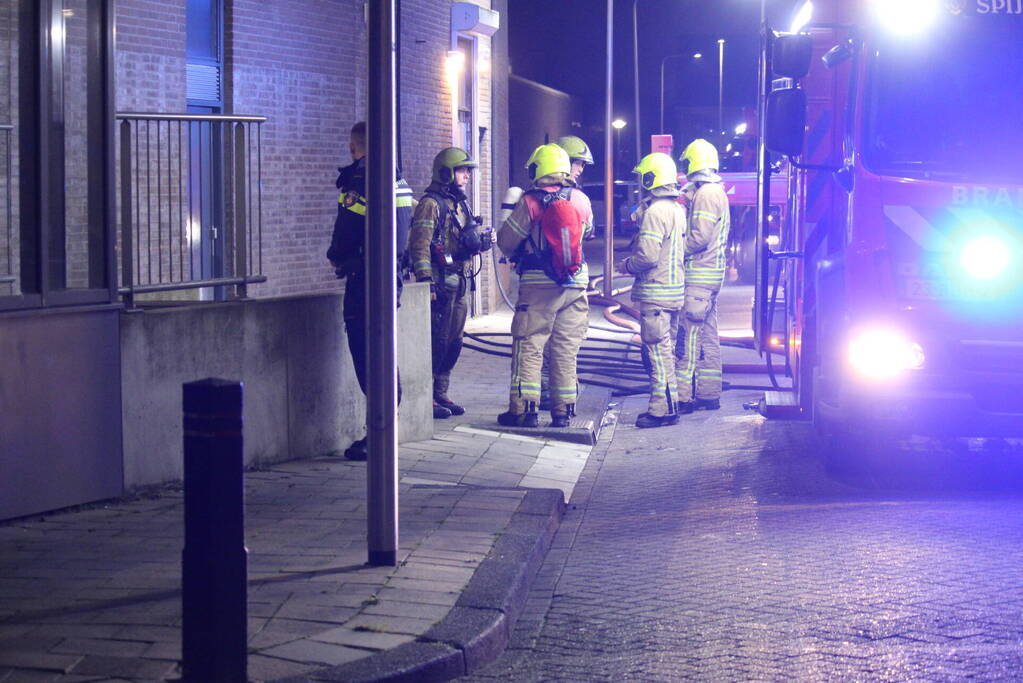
left=961, top=235, right=1012, bottom=281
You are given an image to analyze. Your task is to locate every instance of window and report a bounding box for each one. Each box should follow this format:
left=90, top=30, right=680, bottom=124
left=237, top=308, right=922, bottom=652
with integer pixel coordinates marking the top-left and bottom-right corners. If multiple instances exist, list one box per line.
left=2, top=0, right=115, bottom=310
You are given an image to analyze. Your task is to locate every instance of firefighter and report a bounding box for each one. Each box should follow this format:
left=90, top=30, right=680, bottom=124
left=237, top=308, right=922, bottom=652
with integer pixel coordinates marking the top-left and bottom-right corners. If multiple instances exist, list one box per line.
left=408, top=147, right=490, bottom=419
left=326, top=121, right=415, bottom=459
left=557, top=135, right=594, bottom=184
left=616, top=153, right=687, bottom=428
left=676, top=139, right=731, bottom=413
left=497, top=144, right=593, bottom=428
left=536, top=135, right=595, bottom=411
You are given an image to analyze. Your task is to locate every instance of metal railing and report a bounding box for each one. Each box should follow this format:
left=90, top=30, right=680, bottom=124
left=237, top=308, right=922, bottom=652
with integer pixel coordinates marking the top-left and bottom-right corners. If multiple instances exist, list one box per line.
left=117, top=113, right=267, bottom=308
left=0, top=124, right=13, bottom=292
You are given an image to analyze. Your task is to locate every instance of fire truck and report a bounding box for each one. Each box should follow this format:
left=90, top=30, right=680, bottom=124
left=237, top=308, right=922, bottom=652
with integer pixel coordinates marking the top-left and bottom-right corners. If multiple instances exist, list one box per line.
left=754, top=0, right=1023, bottom=438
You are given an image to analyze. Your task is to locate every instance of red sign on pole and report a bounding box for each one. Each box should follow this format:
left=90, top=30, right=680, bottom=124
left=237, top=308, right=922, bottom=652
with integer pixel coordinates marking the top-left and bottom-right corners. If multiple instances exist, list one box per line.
left=650, top=134, right=673, bottom=157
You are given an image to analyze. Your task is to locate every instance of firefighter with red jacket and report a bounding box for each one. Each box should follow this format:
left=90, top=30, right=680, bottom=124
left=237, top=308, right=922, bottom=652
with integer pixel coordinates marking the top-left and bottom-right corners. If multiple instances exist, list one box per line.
left=676, top=139, right=731, bottom=413
left=497, top=144, right=593, bottom=428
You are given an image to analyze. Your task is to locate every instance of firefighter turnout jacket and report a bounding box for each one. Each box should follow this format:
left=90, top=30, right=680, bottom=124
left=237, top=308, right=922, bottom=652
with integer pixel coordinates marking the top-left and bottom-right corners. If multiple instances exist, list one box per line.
left=624, top=186, right=687, bottom=308
left=683, top=172, right=731, bottom=292
left=408, top=181, right=477, bottom=286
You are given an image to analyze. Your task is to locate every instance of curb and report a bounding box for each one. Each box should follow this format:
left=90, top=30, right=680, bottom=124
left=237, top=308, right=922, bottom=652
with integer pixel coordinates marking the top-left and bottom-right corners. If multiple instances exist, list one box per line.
left=279, top=487, right=565, bottom=682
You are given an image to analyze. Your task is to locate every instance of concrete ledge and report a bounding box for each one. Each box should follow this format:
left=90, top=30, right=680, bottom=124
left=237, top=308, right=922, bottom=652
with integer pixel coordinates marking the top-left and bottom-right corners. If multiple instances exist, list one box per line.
left=289, top=488, right=565, bottom=682
left=120, top=286, right=433, bottom=489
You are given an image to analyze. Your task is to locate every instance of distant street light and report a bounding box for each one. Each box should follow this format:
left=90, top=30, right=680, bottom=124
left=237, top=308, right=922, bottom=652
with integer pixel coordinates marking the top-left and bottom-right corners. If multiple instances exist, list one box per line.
left=611, top=119, right=626, bottom=177
left=735, top=122, right=748, bottom=136
left=693, top=52, right=703, bottom=59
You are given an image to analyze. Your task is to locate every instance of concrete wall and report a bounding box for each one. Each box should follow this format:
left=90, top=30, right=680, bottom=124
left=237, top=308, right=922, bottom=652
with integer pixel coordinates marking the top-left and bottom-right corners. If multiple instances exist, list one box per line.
left=0, top=308, right=123, bottom=520
left=120, top=284, right=432, bottom=489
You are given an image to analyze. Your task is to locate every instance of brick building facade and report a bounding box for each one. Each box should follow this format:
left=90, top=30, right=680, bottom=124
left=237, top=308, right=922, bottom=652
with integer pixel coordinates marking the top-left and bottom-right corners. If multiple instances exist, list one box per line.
left=0, top=0, right=510, bottom=520
left=114, top=0, right=508, bottom=306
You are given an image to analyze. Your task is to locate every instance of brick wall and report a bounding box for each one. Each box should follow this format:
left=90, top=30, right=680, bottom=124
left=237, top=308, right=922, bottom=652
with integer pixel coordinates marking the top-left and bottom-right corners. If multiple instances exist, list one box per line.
left=113, top=0, right=508, bottom=312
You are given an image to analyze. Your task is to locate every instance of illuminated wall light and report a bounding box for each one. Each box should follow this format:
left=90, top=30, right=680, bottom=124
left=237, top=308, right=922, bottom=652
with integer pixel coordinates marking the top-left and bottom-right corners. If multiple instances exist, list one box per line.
left=445, top=50, right=464, bottom=113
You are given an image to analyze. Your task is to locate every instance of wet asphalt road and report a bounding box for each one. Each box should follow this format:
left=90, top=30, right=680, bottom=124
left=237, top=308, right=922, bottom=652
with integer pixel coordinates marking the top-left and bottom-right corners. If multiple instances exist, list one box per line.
left=466, top=284, right=1023, bottom=681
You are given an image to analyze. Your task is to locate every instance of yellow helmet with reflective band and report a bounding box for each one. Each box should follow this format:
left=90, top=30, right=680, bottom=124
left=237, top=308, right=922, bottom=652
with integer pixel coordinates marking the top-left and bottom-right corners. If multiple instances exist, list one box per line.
left=432, top=147, right=476, bottom=185
left=679, top=138, right=720, bottom=176
left=556, top=135, right=594, bottom=165
left=526, top=143, right=571, bottom=182
left=633, top=152, right=678, bottom=191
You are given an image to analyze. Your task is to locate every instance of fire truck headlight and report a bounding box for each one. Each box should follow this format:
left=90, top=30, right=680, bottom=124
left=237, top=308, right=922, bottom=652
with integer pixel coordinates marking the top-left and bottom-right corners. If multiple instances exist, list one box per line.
left=869, top=0, right=940, bottom=36
left=848, top=328, right=925, bottom=380
left=961, top=236, right=1011, bottom=281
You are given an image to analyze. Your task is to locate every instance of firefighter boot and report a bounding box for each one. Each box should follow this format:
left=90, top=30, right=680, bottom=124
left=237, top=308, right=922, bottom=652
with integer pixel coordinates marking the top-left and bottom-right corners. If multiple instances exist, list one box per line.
left=343, top=437, right=368, bottom=461
left=498, top=401, right=539, bottom=428
left=676, top=401, right=696, bottom=415
left=635, top=412, right=680, bottom=429
left=435, top=396, right=465, bottom=416
left=550, top=403, right=575, bottom=428
left=433, top=402, right=453, bottom=419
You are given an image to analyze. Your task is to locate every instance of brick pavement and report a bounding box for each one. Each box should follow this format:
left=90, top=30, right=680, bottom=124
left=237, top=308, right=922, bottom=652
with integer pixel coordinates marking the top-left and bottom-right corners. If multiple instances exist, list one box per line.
left=467, top=369, right=1023, bottom=681
left=0, top=317, right=609, bottom=682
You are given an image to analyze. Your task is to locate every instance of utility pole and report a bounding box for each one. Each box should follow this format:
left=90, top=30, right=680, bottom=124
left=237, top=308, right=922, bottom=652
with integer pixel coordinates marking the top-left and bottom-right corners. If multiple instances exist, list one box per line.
left=365, top=0, right=399, bottom=567
left=603, top=0, right=615, bottom=299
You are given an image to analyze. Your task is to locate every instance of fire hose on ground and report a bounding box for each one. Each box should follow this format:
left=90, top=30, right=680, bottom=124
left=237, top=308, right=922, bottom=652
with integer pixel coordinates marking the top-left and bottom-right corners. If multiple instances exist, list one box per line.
left=481, top=234, right=784, bottom=396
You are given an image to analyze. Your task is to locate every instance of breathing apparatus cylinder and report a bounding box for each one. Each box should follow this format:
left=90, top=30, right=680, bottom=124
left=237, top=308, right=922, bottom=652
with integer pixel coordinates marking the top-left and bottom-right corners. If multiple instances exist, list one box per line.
left=501, top=186, right=524, bottom=223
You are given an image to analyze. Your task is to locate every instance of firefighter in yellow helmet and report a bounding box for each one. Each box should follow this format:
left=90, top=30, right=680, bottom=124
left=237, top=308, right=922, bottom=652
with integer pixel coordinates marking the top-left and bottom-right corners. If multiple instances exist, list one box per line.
left=408, top=147, right=491, bottom=419
left=556, top=135, right=594, bottom=184
left=675, top=139, right=731, bottom=413
left=530, top=135, right=595, bottom=411
left=616, top=153, right=687, bottom=428
left=496, top=144, right=594, bottom=427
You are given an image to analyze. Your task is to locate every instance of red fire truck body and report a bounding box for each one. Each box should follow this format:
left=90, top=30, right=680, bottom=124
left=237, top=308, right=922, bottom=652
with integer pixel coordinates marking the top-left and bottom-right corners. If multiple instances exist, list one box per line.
left=758, top=1, right=1023, bottom=437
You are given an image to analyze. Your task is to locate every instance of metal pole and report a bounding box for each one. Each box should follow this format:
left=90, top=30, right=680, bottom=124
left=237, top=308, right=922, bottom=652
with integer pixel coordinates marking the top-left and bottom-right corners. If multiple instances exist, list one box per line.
left=366, top=0, right=399, bottom=567
left=181, top=378, right=247, bottom=683
left=603, top=0, right=615, bottom=299
left=632, top=0, right=641, bottom=162
left=718, top=39, right=725, bottom=136
left=659, top=58, right=665, bottom=134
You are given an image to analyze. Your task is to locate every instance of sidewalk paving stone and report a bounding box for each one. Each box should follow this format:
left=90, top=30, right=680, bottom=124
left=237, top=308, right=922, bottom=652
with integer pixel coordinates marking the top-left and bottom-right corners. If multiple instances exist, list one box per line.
left=0, top=333, right=611, bottom=681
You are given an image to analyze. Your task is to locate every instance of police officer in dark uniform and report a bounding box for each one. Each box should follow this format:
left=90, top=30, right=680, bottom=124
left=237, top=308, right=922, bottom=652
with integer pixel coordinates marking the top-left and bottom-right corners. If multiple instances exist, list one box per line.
left=327, top=121, right=415, bottom=460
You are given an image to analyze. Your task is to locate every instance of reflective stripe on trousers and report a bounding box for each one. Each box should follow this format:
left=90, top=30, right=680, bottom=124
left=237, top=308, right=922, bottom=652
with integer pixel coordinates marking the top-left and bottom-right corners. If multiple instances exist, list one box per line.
left=640, top=304, right=682, bottom=417
left=509, top=285, right=588, bottom=414
left=675, top=288, right=721, bottom=401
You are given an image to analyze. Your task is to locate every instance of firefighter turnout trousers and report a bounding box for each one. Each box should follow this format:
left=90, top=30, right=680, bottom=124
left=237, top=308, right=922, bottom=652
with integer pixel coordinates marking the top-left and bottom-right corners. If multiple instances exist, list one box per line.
left=640, top=304, right=682, bottom=417
left=431, top=275, right=468, bottom=402
left=509, top=285, right=588, bottom=416
left=676, top=287, right=721, bottom=402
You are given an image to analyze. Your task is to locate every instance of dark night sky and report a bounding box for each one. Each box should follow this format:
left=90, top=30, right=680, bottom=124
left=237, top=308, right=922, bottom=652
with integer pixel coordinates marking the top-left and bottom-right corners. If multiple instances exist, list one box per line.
left=508, top=0, right=801, bottom=157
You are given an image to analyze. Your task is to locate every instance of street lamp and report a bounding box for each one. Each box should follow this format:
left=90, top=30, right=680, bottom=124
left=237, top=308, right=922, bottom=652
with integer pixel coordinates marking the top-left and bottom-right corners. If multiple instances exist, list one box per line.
left=612, top=118, right=626, bottom=174
left=659, top=53, right=702, bottom=133
left=718, top=39, right=725, bottom=136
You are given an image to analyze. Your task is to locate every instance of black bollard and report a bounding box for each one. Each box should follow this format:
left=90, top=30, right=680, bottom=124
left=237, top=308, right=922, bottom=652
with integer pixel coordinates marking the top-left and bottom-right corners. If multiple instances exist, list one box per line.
left=181, top=378, right=247, bottom=683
